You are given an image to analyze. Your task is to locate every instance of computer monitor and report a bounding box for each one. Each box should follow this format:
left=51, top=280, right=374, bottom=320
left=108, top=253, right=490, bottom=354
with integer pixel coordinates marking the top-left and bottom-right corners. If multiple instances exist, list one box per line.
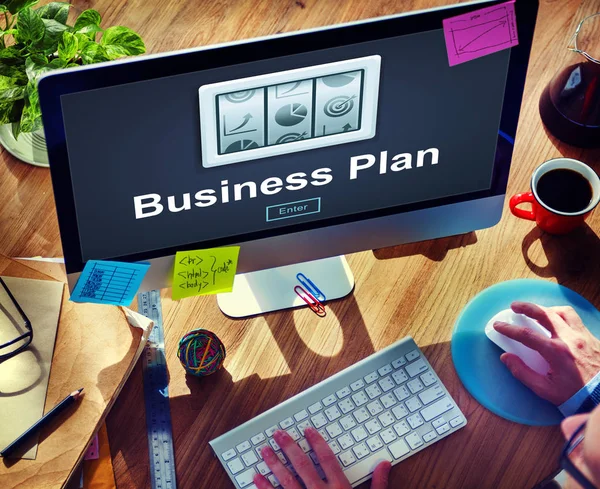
left=39, top=0, right=538, bottom=316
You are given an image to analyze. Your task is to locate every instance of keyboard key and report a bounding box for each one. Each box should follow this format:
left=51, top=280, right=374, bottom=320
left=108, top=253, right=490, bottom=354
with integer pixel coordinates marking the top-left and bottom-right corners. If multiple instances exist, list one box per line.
left=338, top=398, right=355, bottom=414
left=338, top=433, right=355, bottom=450
left=350, top=379, right=365, bottom=391
left=352, top=391, right=369, bottom=406
left=420, top=371, right=436, bottom=386
left=256, top=442, right=269, bottom=460
left=366, top=384, right=382, bottom=399
left=351, top=426, right=368, bottom=442
left=266, top=425, right=278, bottom=437
left=392, top=370, right=408, bottom=385
left=322, top=394, right=337, bottom=406
left=420, top=397, right=453, bottom=421
left=343, top=450, right=393, bottom=484
left=432, top=417, right=446, bottom=428
left=423, top=431, right=437, bottom=443
left=286, top=427, right=300, bottom=441
left=380, top=428, right=397, bottom=444
left=328, top=440, right=341, bottom=454
left=250, top=433, right=266, bottom=445
left=392, top=404, right=408, bottom=420
left=378, top=376, right=395, bottom=392
left=276, top=452, right=288, bottom=464
left=235, top=468, right=257, bottom=487
left=336, top=386, right=352, bottom=399
left=339, top=450, right=357, bottom=467
left=236, top=441, right=251, bottom=453
left=450, top=416, right=464, bottom=428
left=407, top=378, right=424, bottom=394
left=366, top=400, right=384, bottom=416
left=222, top=448, right=236, bottom=461
left=297, top=420, right=311, bottom=435
left=406, top=350, right=420, bottom=362
left=380, top=393, right=397, bottom=409
left=242, top=450, right=258, bottom=466
left=308, top=402, right=322, bottom=414
left=294, top=410, right=309, bottom=422
left=393, top=420, right=410, bottom=437
left=353, top=407, right=370, bottom=424
left=405, top=358, right=427, bottom=377
left=405, top=432, right=424, bottom=450
left=298, top=439, right=311, bottom=453
left=353, top=442, right=370, bottom=459
left=269, top=438, right=280, bottom=451
left=393, top=386, right=410, bottom=401
left=378, top=364, right=393, bottom=376
left=389, top=439, right=411, bottom=459
left=340, top=415, right=357, bottom=431
left=311, top=413, right=328, bottom=429
left=392, top=356, right=407, bottom=368
left=407, top=413, right=424, bottom=429
left=405, top=397, right=423, bottom=412
left=365, top=419, right=382, bottom=434
left=318, top=429, right=329, bottom=441
left=325, top=406, right=342, bottom=421
left=227, top=457, right=245, bottom=474
left=280, top=417, right=294, bottom=429
left=256, top=461, right=271, bottom=476
left=419, top=384, right=444, bottom=405
left=364, top=371, right=379, bottom=384
left=436, top=423, right=451, bottom=435
left=378, top=411, right=395, bottom=427
left=366, top=435, right=384, bottom=451
left=268, top=474, right=280, bottom=487
left=326, top=421, right=343, bottom=438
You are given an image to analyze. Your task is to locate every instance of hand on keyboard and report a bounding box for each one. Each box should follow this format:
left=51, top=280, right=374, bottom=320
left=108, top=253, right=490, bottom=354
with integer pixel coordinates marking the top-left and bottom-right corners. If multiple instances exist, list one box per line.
left=253, top=427, right=391, bottom=489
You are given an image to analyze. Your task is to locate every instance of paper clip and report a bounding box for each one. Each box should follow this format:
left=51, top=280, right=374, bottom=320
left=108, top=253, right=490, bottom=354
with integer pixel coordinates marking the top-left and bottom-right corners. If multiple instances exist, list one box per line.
left=294, top=285, right=326, bottom=317
left=296, top=273, right=326, bottom=301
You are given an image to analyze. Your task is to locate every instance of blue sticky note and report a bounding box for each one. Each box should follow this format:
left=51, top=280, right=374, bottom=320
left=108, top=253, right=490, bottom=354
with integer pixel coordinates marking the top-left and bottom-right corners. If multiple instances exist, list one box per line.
left=70, top=260, right=150, bottom=306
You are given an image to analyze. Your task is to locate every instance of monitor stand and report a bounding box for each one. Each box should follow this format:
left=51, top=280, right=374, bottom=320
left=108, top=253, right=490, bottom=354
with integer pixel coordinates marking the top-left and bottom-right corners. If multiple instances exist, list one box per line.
left=217, top=256, right=354, bottom=318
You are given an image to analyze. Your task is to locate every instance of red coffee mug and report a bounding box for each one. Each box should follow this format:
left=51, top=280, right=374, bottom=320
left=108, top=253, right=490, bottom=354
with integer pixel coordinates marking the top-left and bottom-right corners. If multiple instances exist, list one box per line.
left=509, top=158, right=600, bottom=235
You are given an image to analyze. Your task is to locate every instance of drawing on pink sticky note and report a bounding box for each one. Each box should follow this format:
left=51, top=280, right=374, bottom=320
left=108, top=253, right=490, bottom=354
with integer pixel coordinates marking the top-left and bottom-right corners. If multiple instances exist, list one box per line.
left=443, top=0, right=519, bottom=67
left=84, top=434, right=99, bottom=460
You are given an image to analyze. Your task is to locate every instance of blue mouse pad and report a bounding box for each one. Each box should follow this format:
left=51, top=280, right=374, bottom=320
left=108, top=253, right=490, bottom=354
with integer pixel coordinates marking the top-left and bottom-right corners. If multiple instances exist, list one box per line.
left=451, top=279, right=600, bottom=426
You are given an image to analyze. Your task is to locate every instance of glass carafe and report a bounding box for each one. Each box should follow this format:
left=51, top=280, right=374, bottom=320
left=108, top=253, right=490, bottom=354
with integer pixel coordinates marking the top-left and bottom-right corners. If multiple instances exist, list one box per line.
left=539, top=13, right=600, bottom=148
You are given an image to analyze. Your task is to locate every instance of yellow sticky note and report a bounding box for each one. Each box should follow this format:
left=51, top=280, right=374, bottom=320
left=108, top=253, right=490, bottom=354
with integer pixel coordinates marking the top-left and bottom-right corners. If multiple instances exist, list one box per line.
left=172, top=247, right=240, bottom=300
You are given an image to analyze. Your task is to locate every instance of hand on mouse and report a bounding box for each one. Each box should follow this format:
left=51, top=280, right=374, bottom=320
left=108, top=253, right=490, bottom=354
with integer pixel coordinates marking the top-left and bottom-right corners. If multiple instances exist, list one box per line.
left=493, top=301, right=600, bottom=405
left=253, top=427, right=391, bottom=489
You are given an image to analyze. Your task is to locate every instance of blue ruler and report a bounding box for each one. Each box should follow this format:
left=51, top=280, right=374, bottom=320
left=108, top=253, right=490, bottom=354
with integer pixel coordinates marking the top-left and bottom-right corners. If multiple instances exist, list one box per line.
left=138, top=290, right=177, bottom=489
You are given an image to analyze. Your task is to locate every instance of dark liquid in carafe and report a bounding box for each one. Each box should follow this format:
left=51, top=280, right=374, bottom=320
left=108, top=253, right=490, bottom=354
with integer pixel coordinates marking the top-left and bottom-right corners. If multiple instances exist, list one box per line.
left=536, top=169, right=593, bottom=213
left=539, top=61, right=600, bottom=147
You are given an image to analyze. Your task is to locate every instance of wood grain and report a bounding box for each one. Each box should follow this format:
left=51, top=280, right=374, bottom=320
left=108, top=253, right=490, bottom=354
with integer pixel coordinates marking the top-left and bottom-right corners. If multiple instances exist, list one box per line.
left=1, top=0, right=599, bottom=488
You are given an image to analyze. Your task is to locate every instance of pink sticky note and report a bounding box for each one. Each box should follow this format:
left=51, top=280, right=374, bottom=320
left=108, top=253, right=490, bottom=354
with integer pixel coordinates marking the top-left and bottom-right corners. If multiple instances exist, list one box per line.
left=443, top=0, right=519, bottom=67
left=84, top=434, right=99, bottom=460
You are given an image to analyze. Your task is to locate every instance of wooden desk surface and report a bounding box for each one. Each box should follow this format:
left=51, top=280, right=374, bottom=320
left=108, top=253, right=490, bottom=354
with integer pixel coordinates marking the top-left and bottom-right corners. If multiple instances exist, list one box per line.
left=1, top=1, right=600, bottom=488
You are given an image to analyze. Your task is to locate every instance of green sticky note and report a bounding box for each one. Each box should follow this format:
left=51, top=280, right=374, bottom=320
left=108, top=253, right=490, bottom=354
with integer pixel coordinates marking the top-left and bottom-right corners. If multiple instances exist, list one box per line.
left=172, top=246, right=240, bottom=300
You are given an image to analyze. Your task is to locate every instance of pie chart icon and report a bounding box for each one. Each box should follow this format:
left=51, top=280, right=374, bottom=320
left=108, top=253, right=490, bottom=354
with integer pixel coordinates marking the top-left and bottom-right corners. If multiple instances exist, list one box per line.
left=321, top=72, right=357, bottom=88
left=225, top=139, right=259, bottom=153
left=275, top=103, right=308, bottom=126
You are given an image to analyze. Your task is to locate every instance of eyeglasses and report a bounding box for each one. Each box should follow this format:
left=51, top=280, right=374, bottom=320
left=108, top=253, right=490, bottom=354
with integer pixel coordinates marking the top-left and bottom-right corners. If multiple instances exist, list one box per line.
left=0, top=277, right=33, bottom=362
left=561, top=421, right=597, bottom=489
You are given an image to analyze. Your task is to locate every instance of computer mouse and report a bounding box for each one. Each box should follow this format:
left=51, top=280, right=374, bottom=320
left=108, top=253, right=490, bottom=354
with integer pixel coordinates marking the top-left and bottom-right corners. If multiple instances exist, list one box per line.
left=485, top=309, right=551, bottom=375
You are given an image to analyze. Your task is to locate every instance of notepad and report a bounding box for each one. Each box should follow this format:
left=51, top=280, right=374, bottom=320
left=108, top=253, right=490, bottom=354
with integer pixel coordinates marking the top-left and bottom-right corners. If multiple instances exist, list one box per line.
left=70, top=260, right=150, bottom=306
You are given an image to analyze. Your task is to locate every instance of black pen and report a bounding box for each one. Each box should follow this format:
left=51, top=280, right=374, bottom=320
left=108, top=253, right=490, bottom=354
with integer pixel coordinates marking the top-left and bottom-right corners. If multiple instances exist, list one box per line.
left=1, top=388, right=84, bottom=458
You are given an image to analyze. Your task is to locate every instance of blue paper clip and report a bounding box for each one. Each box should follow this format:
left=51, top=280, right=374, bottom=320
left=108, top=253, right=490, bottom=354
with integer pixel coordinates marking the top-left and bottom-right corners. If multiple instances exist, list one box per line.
left=294, top=285, right=326, bottom=317
left=296, top=273, right=326, bottom=301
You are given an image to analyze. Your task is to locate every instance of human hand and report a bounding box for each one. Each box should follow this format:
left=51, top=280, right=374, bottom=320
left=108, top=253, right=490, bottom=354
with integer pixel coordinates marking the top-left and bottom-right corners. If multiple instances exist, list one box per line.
left=253, top=427, right=391, bottom=489
left=493, top=301, right=600, bottom=405
left=561, top=404, right=600, bottom=489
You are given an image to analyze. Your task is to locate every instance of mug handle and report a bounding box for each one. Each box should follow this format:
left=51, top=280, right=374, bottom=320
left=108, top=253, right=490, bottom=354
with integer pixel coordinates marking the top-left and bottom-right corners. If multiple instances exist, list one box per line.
left=509, top=192, right=536, bottom=221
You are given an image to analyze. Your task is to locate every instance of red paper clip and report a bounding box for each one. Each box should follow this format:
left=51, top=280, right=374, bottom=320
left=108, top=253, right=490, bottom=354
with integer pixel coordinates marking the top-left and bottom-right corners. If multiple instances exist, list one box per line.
left=294, top=285, right=326, bottom=317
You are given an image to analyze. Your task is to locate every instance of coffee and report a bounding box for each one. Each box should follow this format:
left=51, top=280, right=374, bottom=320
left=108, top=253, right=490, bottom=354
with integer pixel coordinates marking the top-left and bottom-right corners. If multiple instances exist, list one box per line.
left=536, top=168, right=593, bottom=213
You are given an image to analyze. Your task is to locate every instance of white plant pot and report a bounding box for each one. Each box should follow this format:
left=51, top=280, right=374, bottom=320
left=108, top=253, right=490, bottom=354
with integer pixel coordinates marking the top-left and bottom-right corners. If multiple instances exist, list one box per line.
left=0, top=124, right=49, bottom=167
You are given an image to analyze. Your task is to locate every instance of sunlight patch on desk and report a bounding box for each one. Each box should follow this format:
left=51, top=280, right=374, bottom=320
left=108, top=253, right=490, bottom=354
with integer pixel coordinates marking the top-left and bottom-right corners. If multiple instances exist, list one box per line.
left=293, top=308, right=343, bottom=357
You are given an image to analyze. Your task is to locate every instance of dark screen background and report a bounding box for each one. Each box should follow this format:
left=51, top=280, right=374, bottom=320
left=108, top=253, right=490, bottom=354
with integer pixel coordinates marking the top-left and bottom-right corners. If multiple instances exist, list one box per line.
left=61, top=29, right=510, bottom=261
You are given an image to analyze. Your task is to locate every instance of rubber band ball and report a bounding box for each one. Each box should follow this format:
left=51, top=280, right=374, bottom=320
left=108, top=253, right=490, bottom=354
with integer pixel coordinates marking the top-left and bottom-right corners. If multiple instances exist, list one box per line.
left=178, top=329, right=226, bottom=376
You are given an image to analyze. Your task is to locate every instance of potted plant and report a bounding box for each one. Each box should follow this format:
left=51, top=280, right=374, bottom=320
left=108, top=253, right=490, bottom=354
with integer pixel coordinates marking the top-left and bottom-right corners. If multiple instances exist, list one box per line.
left=0, top=1, right=145, bottom=166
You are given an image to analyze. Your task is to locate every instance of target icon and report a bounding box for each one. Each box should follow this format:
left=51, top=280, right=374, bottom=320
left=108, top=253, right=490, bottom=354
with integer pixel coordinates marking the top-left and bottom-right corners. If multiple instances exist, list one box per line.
left=323, top=95, right=356, bottom=117
left=224, top=90, right=256, bottom=103
left=276, top=132, right=307, bottom=144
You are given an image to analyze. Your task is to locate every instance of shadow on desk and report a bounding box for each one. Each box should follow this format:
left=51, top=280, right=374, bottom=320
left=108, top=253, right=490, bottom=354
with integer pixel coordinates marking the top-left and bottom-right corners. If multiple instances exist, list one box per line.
left=372, top=232, right=478, bottom=262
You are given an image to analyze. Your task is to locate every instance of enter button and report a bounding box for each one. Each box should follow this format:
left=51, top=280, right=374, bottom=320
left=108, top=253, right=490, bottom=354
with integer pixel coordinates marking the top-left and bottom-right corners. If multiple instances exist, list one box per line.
left=266, top=198, right=321, bottom=222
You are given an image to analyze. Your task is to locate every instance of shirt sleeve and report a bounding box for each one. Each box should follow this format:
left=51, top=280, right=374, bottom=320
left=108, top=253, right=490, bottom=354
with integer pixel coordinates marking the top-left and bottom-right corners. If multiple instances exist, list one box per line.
left=559, top=370, right=600, bottom=417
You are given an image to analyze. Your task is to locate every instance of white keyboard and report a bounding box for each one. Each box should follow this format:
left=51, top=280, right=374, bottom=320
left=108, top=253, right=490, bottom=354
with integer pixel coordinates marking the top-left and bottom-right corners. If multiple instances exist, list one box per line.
left=210, top=336, right=466, bottom=488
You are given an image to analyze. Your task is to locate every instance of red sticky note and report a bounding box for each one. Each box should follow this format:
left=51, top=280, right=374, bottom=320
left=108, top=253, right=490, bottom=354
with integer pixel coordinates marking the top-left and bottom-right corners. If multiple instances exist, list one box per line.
left=443, top=0, right=519, bottom=67
left=84, top=434, right=99, bottom=460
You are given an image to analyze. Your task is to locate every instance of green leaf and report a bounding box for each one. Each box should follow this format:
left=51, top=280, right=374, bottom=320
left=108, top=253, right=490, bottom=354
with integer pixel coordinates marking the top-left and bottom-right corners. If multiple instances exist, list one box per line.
left=80, top=42, right=108, bottom=64
left=3, top=0, right=39, bottom=15
left=0, top=46, right=25, bottom=64
left=19, top=88, right=42, bottom=133
left=100, top=26, right=145, bottom=60
left=58, top=30, right=77, bottom=62
left=11, top=120, right=21, bottom=138
left=0, top=82, right=25, bottom=102
left=0, top=100, right=23, bottom=124
left=75, top=23, right=102, bottom=41
left=25, top=54, right=52, bottom=82
left=34, top=18, right=70, bottom=54
left=15, top=7, right=45, bottom=44
left=35, top=2, right=70, bottom=24
left=0, top=63, right=27, bottom=83
left=73, top=9, right=101, bottom=32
